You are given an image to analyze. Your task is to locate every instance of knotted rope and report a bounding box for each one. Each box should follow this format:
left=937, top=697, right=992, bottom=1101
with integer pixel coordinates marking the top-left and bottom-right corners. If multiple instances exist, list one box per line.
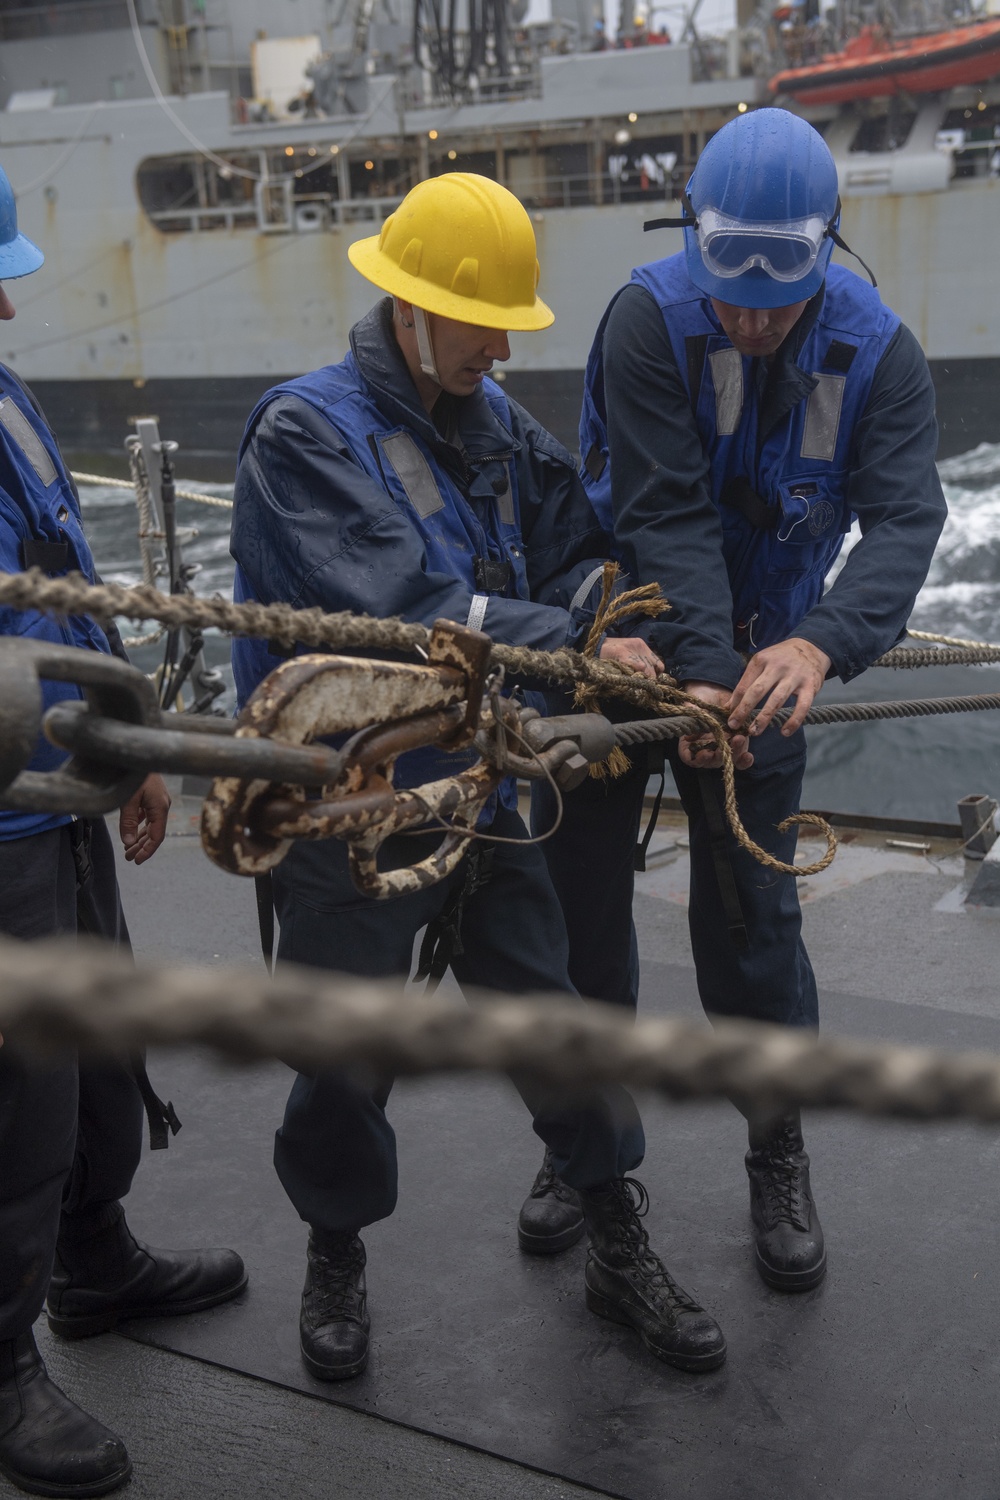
left=573, top=564, right=837, bottom=878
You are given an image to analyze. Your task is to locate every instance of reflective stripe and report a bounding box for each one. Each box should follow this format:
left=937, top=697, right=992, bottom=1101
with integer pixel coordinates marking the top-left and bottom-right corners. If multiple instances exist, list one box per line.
left=708, top=348, right=743, bottom=436
left=380, top=432, right=444, bottom=518
left=0, top=397, right=57, bottom=487
left=800, top=373, right=846, bottom=462
left=568, top=563, right=608, bottom=616
left=495, top=477, right=515, bottom=527
left=467, top=594, right=489, bottom=632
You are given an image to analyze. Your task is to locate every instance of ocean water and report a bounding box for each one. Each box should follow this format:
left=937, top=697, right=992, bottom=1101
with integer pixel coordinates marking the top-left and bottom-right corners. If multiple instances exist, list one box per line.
left=76, top=440, right=1000, bottom=826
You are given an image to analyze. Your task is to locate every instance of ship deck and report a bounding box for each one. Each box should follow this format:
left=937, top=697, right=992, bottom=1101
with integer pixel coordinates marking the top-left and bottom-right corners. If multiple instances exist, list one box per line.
left=3, top=787, right=999, bottom=1500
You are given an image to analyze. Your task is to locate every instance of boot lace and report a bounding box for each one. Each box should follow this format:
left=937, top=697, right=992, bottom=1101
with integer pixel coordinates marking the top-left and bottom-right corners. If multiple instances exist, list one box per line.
left=750, top=1128, right=811, bottom=1229
left=529, top=1152, right=578, bottom=1204
left=608, top=1178, right=702, bottom=1315
left=308, top=1235, right=365, bottom=1321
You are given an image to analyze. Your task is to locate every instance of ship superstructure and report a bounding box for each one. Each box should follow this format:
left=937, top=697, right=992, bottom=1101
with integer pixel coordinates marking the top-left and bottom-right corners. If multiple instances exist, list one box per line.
left=0, top=0, right=998, bottom=460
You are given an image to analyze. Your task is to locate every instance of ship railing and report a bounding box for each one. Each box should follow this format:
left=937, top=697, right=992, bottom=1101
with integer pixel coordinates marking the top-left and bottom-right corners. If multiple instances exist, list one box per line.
left=145, top=173, right=686, bottom=238
left=515, top=171, right=686, bottom=211
left=0, top=0, right=128, bottom=41
left=147, top=205, right=260, bottom=234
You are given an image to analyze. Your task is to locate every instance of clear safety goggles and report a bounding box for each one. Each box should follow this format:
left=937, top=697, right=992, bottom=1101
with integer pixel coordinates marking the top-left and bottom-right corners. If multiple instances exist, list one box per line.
left=695, top=206, right=832, bottom=284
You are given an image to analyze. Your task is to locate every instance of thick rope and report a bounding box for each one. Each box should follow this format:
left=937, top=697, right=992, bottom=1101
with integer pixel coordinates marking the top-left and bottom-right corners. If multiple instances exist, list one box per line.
left=117, top=444, right=167, bottom=651
left=11, top=572, right=1000, bottom=877
left=71, top=471, right=233, bottom=510
left=878, top=644, right=1000, bottom=668
left=3, top=936, right=1000, bottom=1122
left=0, top=567, right=834, bottom=876
left=908, top=629, right=1000, bottom=650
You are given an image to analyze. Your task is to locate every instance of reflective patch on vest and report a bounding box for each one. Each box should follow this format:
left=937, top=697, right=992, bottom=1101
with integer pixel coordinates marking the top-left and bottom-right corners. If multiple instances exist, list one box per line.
left=708, top=349, right=743, bottom=436
left=467, top=594, right=489, bottom=632
left=380, top=432, right=444, bottom=518
left=0, top=398, right=57, bottom=488
left=800, top=374, right=846, bottom=462
left=491, top=472, right=516, bottom=527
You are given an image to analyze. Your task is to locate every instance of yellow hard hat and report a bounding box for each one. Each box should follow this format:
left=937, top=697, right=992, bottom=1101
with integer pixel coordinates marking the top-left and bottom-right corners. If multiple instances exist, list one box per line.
left=348, top=173, right=554, bottom=332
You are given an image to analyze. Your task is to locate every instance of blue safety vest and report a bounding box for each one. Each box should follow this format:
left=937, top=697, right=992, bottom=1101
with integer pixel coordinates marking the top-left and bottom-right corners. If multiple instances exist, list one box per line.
left=0, top=366, right=112, bottom=840
left=233, top=358, right=526, bottom=801
left=579, top=257, right=901, bottom=652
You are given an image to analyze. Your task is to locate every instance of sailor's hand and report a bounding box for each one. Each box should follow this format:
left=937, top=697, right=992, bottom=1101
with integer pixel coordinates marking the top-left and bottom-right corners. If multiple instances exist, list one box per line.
left=727, top=637, right=831, bottom=738
left=678, top=681, right=753, bottom=770
left=599, top=636, right=664, bottom=681
left=602, top=633, right=665, bottom=681
left=120, top=774, right=171, bottom=865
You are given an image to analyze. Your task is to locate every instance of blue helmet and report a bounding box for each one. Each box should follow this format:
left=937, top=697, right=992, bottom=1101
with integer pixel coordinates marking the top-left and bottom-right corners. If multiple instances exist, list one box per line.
left=0, top=165, right=44, bottom=280
left=684, top=109, right=839, bottom=310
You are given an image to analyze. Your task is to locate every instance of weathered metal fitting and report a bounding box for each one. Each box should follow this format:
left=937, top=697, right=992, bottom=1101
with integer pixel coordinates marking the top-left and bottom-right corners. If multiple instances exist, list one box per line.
left=201, top=645, right=492, bottom=880
left=346, top=760, right=503, bottom=899
left=0, top=638, right=159, bottom=815
left=426, top=618, right=494, bottom=745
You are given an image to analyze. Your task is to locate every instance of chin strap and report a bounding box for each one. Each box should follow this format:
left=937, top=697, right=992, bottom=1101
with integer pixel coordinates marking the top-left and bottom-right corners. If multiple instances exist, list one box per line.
left=413, top=305, right=441, bottom=384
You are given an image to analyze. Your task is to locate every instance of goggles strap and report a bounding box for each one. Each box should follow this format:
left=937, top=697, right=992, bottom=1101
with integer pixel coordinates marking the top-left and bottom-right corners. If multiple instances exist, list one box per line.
left=827, top=228, right=877, bottom=288
left=644, top=190, right=698, bottom=234
left=413, top=306, right=440, bottom=383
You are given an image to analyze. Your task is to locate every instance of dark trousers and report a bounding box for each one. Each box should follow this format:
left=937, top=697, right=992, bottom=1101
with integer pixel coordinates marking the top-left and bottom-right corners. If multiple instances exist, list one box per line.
left=0, top=820, right=144, bottom=1341
left=271, top=804, right=646, bottom=1234
left=532, top=725, right=819, bottom=1028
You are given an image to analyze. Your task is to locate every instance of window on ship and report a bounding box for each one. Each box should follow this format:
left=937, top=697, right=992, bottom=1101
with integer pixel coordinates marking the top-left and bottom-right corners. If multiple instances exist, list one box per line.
left=849, top=106, right=918, bottom=154
left=941, top=102, right=1000, bottom=179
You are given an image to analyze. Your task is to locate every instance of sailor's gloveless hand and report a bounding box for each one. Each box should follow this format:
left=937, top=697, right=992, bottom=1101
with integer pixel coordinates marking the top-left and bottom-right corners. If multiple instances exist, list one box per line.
left=678, top=681, right=753, bottom=770
left=599, top=636, right=664, bottom=680
left=726, top=637, right=832, bottom=738
left=120, top=773, right=171, bottom=864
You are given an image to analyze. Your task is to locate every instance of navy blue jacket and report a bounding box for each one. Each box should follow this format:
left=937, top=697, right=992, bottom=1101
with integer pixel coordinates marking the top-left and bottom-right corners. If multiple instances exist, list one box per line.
left=0, top=364, right=120, bottom=841
left=601, top=275, right=947, bottom=688
left=231, top=300, right=614, bottom=795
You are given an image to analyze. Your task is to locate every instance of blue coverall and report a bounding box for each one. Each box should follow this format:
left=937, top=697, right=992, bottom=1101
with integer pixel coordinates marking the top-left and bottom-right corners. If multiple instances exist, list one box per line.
left=230, top=300, right=646, bottom=1235
left=534, top=263, right=948, bottom=1026
left=0, top=366, right=145, bottom=1343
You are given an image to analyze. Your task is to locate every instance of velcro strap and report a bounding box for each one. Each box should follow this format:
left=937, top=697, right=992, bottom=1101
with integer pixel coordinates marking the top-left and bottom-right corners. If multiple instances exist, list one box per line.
left=473, top=556, right=512, bottom=593
left=719, top=476, right=778, bottom=531
left=21, top=537, right=69, bottom=572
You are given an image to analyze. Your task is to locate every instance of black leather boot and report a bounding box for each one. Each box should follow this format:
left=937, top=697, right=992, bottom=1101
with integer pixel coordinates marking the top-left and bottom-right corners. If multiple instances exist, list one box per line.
left=579, top=1178, right=727, bottom=1373
left=517, top=1150, right=585, bottom=1254
left=299, top=1229, right=370, bottom=1382
left=0, top=1332, right=131, bottom=1498
left=745, top=1112, right=826, bottom=1292
left=47, top=1201, right=247, bottom=1338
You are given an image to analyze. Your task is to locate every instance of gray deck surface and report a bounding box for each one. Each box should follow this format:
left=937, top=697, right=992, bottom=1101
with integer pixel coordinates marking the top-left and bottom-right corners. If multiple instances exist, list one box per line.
left=2, top=790, right=999, bottom=1499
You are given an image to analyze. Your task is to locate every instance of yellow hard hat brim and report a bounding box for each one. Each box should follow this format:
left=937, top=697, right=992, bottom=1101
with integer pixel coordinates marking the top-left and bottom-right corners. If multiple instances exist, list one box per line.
left=348, top=233, right=555, bottom=333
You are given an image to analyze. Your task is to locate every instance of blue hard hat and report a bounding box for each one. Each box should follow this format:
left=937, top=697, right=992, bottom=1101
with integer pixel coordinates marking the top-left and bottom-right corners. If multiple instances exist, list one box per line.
left=684, top=109, right=839, bottom=310
left=0, top=164, right=44, bottom=280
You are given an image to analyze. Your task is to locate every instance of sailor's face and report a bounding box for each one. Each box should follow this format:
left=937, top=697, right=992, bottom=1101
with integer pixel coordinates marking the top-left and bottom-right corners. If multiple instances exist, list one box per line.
left=0, top=285, right=14, bottom=320
left=710, top=297, right=809, bottom=358
left=429, top=314, right=511, bottom=396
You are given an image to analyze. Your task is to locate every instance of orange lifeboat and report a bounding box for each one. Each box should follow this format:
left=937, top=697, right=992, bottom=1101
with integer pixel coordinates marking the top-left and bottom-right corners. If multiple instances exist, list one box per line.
left=769, top=17, right=1000, bottom=105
